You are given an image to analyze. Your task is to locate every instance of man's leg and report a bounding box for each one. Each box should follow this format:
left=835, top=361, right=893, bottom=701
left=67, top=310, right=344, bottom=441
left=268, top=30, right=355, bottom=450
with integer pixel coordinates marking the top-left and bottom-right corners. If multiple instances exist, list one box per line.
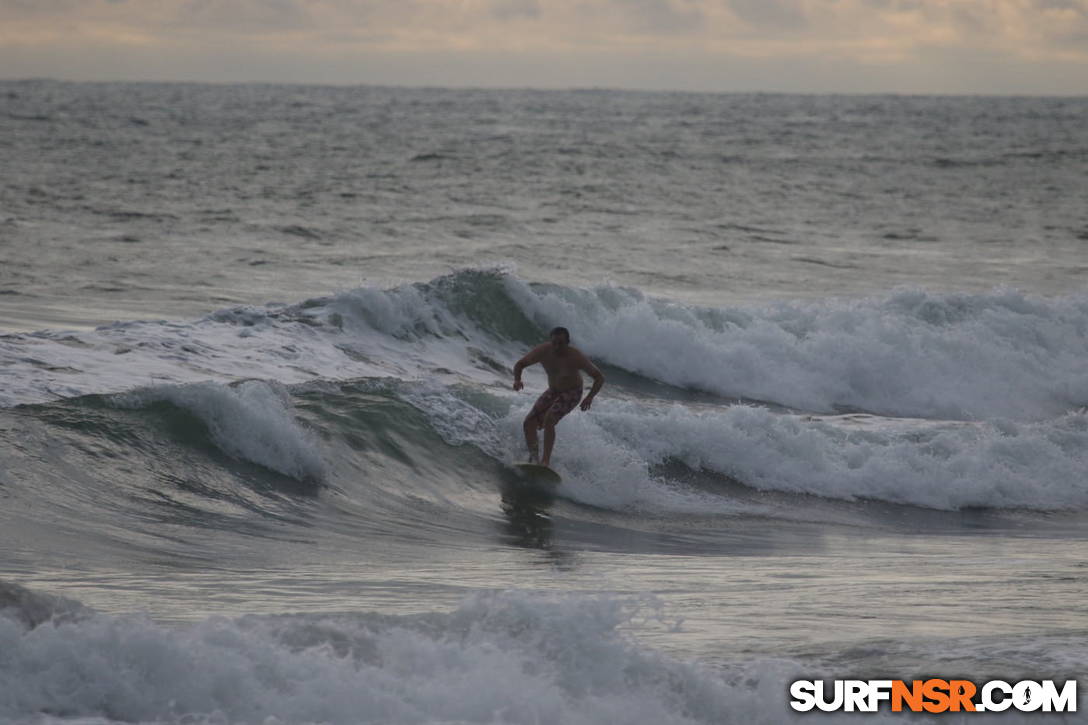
left=523, top=414, right=540, bottom=463
left=540, top=412, right=558, bottom=467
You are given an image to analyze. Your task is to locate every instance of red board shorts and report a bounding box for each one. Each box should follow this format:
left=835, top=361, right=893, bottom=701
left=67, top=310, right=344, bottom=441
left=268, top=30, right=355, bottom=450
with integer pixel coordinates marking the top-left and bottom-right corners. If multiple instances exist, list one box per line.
left=528, top=386, right=583, bottom=426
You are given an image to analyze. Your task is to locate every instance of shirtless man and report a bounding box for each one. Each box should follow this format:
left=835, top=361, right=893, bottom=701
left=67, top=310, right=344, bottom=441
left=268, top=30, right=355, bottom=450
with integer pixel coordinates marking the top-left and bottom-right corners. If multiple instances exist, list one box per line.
left=512, top=326, right=605, bottom=467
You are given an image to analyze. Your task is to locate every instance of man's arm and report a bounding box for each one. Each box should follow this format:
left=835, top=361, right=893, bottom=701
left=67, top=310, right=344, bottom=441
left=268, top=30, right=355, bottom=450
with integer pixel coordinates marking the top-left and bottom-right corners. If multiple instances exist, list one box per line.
left=578, top=353, right=605, bottom=410
left=512, top=344, right=548, bottom=391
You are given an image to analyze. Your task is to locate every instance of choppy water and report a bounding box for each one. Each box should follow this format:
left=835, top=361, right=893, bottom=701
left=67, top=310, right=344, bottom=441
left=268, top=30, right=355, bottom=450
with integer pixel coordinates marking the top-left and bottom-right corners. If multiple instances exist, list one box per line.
left=1, top=81, right=1087, bottom=723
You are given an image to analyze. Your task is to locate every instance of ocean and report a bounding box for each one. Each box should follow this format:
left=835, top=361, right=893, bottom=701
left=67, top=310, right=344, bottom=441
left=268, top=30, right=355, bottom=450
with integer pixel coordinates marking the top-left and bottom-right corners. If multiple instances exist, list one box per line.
left=1, top=80, right=1087, bottom=723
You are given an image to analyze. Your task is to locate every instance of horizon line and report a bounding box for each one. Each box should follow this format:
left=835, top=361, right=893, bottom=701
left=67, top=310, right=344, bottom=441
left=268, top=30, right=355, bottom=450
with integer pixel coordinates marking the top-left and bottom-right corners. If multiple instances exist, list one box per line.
left=3, top=76, right=1087, bottom=100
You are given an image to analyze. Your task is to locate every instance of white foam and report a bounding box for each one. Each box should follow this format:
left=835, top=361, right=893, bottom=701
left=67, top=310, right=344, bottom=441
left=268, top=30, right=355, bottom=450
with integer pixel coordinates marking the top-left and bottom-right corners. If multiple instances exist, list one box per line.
left=517, top=402, right=767, bottom=515
left=566, top=399, right=1088, bottom=511
left=0, top=589, right=814, bottom=725
left=4, top=584, right=1078, bottom=724
left=395, top=378, right=1088, bottom=513
left=394, top=381, right=761, bottom=515
left=505, top=281, right=1088, bottom=421
left=112, top=380, right=325, bottom=482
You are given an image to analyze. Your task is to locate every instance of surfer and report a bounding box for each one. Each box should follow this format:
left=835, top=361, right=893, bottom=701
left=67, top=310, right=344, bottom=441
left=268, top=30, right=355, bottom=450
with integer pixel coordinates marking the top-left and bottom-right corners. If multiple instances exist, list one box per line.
left=513, top=326, right=605, bottom=467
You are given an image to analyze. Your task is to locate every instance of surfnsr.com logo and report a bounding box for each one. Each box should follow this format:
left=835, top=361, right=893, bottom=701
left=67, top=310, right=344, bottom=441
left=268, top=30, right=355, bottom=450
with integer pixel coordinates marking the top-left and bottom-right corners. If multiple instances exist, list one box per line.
left=790, top=679, right=1077, bottom=713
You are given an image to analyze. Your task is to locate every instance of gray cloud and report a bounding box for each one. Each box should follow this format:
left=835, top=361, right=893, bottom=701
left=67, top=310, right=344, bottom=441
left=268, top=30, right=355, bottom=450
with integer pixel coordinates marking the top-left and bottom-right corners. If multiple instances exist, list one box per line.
left=727, top=0, right=808, bottom=30
left=491, top=0, right=540, bottom=20
left=0, top=0, right=81, bottom=15
left=1034, top=0, right=1087, bottom=10
left=860, top=0, right=923, bottom=10
left=612, top=0, right=705, bottom=34
left=175, top=0, right=313, bottom=31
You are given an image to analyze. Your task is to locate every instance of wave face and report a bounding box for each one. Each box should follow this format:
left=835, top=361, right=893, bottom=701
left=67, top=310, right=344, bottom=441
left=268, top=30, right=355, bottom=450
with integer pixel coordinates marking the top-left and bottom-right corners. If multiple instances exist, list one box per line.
left=1, top=376, right=1084, bottom=600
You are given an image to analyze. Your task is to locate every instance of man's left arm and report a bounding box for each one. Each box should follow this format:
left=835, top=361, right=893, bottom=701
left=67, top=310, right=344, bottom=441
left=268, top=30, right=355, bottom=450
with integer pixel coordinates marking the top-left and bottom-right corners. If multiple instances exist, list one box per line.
left=579, top=354, right=605, bottom=411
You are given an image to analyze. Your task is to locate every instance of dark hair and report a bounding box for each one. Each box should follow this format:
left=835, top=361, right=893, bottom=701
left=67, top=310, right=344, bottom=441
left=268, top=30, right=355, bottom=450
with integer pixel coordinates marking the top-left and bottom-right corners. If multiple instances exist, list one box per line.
left=549, top=326, right=570, bottom=343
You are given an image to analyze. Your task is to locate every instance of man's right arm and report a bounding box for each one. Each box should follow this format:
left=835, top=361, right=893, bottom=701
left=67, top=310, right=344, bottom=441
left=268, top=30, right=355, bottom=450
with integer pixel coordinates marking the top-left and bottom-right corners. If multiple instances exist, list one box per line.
left=513, top=344, right=546, bottom=390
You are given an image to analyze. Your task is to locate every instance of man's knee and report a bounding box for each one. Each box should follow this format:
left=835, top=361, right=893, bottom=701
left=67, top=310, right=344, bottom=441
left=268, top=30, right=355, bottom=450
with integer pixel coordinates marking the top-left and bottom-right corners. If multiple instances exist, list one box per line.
left=542, top=412, right=559, bottom=429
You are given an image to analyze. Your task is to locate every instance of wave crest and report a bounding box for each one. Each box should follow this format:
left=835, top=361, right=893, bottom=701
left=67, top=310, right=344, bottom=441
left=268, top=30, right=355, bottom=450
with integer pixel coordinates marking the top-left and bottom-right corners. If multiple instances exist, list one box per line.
left=112, top=380, right=325, bottom=482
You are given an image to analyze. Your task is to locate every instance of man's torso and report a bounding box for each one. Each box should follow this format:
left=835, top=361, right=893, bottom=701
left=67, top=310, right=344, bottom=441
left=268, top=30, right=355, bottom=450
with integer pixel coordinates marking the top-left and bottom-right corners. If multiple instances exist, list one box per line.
left=539, top=347, right=584, bottom=392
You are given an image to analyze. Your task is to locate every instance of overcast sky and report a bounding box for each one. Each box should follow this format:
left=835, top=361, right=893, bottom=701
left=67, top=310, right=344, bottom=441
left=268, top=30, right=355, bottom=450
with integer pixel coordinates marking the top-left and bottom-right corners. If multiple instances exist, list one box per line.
left=1, top=0, right=1086, bottom=94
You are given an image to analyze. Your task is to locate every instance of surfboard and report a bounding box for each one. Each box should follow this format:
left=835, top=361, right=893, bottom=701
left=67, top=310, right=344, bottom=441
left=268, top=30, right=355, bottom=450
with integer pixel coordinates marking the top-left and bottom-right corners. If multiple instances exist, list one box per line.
left=513, top=463, right=562, bottom=486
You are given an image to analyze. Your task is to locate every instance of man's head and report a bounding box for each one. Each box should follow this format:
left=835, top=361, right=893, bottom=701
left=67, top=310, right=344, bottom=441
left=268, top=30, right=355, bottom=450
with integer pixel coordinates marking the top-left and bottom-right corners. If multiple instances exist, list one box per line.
left=549, top=326, right=571, bottom=350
